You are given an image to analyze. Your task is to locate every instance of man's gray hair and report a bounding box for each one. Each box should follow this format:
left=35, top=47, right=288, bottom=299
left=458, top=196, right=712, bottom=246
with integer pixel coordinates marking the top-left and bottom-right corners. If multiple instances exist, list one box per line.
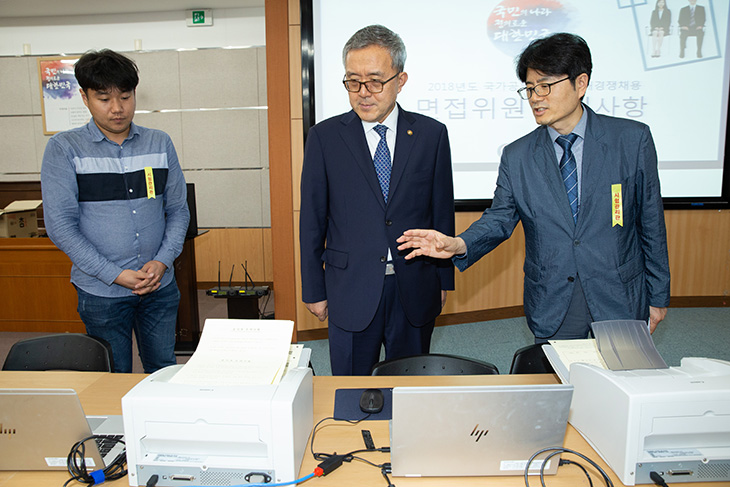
left=342, top=24, right=407, bottom=72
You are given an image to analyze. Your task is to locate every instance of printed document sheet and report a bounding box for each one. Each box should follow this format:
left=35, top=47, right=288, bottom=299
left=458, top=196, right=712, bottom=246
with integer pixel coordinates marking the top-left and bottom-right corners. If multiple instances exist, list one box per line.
left=169, top=319, right=294, bottom=386
left=544, top=339, right=608, bottom=383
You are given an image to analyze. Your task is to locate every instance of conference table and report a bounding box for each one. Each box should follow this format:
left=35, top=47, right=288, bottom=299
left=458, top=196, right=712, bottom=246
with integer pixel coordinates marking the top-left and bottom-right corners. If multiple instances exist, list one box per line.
left=0, top=371, right=722, bottom=487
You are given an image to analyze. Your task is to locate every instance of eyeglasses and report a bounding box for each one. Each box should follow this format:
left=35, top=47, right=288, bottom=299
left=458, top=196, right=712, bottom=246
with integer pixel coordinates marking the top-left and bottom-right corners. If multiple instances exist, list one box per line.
left=343, top=73, right=399, bottom=93
left=517, top=77, right=571, bottom=100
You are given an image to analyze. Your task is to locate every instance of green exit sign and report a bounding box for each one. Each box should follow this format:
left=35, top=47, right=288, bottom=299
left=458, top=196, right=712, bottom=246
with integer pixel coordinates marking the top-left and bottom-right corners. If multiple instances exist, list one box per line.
left=187, top=9, right=213, bottom=27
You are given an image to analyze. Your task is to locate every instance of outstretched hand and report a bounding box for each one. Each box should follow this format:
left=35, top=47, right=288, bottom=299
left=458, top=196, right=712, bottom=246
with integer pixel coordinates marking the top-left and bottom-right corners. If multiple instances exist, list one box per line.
left=396, top=229, right=466, bottom=260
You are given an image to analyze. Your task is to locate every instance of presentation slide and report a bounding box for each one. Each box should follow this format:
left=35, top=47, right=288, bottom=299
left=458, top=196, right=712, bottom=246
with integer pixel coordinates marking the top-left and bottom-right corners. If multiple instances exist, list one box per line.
left=311, top=0, right=730, bottom=203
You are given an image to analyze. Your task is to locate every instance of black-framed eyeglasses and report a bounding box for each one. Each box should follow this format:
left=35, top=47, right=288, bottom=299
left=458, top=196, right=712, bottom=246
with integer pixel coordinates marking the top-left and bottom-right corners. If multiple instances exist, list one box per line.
left=343, top=73, right=399, bottom=93
left=517, top=77, right=571, bottom=100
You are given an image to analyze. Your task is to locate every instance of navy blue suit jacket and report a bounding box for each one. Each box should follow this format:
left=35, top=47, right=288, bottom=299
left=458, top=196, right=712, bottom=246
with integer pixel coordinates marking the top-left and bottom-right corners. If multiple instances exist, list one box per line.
left=456, top=106, right=670, bottom=337
left=300, top=105, right=455, bottom=332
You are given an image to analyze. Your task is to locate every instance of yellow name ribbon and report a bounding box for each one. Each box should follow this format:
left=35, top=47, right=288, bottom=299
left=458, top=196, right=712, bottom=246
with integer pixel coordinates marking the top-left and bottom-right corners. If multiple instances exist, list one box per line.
left=144, top=167, right=156, bottom=199
left=612, top=184, right=623, bottom=227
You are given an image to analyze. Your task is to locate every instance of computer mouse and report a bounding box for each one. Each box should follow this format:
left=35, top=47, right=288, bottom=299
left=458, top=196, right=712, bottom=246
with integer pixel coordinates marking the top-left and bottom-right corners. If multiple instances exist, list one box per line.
left=359, top=388, right=384, bottom=414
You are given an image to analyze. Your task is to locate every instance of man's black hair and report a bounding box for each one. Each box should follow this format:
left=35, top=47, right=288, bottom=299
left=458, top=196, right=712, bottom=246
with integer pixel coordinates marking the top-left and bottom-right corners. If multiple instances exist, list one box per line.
left=74, top=49, right=139, bottom=93
left=516, top=33, right=592, bottom=85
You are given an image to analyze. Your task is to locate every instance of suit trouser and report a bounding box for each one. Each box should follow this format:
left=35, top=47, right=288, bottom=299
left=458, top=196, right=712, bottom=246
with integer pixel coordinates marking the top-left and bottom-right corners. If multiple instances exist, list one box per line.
left=680, top=28, right=704, bottom=55
left=534, top=276, right=593, bottom=344
left=328, top=273, right=435, bottom=375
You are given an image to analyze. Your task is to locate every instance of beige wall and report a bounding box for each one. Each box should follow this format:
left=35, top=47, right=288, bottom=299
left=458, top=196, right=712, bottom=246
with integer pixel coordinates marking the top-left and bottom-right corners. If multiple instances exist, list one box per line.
left=0, top=48, right=270, bottom=229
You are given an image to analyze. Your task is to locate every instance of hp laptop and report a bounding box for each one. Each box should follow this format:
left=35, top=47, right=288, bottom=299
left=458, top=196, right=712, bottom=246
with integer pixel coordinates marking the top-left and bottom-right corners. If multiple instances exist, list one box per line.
left=390, top=383, right=573, bottom=477
left=0, top=388, right=125, bottom=470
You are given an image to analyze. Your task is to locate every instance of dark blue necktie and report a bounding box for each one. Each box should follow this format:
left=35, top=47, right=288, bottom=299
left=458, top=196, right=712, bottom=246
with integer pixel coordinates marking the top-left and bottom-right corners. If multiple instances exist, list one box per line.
left=373, top=125, right=391, bottom=203
left=557, top=133, right=579, bottom=223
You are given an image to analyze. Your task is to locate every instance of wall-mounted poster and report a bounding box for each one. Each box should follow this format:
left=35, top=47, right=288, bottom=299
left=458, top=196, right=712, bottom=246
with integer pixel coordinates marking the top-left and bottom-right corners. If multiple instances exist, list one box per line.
left=37, top=56, right=89, bottom=135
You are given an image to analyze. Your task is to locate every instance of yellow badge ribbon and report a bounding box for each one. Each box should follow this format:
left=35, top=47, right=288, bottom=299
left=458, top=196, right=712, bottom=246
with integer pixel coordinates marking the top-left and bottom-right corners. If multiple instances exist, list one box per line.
left=611, top=184, right=623, bottom=227
left=144, top=167, right=156, bottom=199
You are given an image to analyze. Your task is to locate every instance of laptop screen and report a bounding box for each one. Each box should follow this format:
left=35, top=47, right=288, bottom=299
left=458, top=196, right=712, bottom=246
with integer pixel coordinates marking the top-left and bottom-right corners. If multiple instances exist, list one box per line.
left=389, top=383, right=573, bottom=477
left=0, top=388, right=123, bottom=471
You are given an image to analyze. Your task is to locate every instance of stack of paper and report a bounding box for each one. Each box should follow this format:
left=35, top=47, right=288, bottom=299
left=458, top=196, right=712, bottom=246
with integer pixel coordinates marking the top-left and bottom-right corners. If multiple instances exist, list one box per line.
left=169, top=319, right=295, bottom=386
left=543, top=319, right=667, bottom=383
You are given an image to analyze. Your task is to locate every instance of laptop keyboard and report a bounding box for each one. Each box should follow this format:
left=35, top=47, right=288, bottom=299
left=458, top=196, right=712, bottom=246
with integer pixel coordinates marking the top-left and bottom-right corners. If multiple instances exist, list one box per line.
left=94, top=435, right=124, bottom=456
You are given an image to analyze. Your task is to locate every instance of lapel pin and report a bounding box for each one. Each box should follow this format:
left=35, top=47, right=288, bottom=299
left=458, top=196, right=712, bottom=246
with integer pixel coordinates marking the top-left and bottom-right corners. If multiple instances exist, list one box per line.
left=407, top=130, right=413, bottom=136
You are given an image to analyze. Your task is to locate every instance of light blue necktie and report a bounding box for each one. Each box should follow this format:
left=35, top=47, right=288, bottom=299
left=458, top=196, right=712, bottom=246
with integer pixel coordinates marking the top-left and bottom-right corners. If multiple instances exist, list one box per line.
left=373, top=125, right=391, bottom=203
left=556, top=133, right=579, bottom=223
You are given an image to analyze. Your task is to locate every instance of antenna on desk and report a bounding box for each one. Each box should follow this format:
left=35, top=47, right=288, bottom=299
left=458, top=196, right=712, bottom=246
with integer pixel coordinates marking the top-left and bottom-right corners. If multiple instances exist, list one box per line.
left=228, top=265, right=235, bottom=289
left=216, top=261, right=221, bottom=291
left=241, top=261, right=254, bottom=290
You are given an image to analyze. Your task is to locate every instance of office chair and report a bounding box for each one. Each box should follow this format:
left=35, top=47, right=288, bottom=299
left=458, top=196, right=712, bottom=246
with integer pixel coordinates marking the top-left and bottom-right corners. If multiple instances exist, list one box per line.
left=371, top=353, right=499, bottom=376
left=2, top=333, right=114, bottom=372
left=509, top=344, right=555, bottom=375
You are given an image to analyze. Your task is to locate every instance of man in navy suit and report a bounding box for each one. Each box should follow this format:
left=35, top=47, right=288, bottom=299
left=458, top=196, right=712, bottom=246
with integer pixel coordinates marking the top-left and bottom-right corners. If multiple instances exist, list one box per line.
left=300, top=25, right=455, bottom=375
left=678, top=0, right=706, bottom=58
left=398, top=33, right=670, bottom=343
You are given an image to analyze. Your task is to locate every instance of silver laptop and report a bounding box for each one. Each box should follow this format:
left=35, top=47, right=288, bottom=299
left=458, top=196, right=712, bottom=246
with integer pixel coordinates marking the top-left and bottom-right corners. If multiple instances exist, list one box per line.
left=0, top=388, right=125, bottom=470
left=390, top=383, right=573, bottom=477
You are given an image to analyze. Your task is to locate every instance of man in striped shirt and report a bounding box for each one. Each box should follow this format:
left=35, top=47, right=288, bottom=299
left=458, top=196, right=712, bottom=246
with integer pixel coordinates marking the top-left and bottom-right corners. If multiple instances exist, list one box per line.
left=41, top=50, right=189, bottom=373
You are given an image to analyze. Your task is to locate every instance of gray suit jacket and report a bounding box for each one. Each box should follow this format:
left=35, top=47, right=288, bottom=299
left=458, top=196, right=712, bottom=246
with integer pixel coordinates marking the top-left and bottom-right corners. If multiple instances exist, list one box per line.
left=456, top=105, right=670, bottom=337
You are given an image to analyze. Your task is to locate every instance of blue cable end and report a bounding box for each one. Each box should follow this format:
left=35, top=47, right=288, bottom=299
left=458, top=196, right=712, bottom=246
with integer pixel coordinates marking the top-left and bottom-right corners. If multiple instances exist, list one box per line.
left=90, top=469, right=106, bottom=484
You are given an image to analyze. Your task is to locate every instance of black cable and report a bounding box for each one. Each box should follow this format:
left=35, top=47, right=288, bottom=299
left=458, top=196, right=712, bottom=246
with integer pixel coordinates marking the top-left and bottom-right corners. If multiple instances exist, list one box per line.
left=63, top=435, right=127, bottom=486
left=310, top=415, right=392, bottom=486
left=342, top=448, right=391, bottom=469
left=309, top=415, right=369, bottom=459
left=650, top=471, right=670, bottom=487
left=560, top=459, right=594, bottom=487
left=258, top=291, right=272, bottom=319
left=381, top=463, right=396, bottom=487
left=541, top=449, right=612, bottom=487
left=524, top=447, right=613, bottom=487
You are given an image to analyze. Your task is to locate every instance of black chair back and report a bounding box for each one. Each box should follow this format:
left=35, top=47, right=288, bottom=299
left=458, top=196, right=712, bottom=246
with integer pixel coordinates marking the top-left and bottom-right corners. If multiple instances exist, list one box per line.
left=2, top=333, right=114, bottom=372
left=371, top=353, right=499, bottom=376
left=509, top=344, right=555, bottom=374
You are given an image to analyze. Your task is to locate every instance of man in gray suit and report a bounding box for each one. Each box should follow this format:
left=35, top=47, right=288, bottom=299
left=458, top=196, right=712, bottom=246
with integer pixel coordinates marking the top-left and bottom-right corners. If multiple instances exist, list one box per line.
left=397, top=33, right=670, bottom=342
left=678, top=0, right=706, bottom=58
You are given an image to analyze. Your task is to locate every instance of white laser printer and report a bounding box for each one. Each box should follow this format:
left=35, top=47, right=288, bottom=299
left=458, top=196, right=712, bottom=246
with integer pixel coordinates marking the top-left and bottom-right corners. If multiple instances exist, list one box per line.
left=122, top=362, right=313, bottom=487
left=569, top=357, right=730, bottom=485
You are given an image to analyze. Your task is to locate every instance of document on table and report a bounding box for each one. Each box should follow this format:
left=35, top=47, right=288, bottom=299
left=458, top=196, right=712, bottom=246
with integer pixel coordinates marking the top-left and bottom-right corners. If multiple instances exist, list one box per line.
left=543, top=339, right=608, bottom=383
left=169, top=319, right=294, bottom=386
